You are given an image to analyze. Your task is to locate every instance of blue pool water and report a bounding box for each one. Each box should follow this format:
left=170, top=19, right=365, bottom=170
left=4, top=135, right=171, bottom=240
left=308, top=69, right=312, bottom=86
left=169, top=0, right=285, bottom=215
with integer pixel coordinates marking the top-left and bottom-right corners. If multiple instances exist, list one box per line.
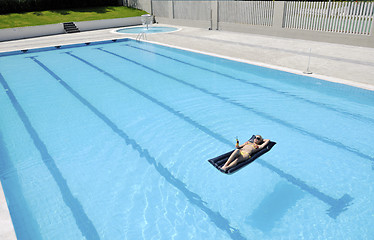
left=0, top=38, right=374, bottom=240
left=116, top=26, right=178, bottom=34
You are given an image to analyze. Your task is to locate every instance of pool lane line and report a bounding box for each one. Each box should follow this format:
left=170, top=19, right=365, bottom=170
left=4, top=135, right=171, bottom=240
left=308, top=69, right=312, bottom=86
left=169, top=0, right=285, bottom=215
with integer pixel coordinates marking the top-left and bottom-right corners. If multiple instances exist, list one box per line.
left=29, top=56, right=246, bottom=240
left=98, top=47, right=374, bottom=165
left=257, top=159, right=353, bottom=219
left=64, top=52, right=352, bottom=219
left=0, top=72, right=100, bottom=240
left=122, top=43, right=374, bottom=125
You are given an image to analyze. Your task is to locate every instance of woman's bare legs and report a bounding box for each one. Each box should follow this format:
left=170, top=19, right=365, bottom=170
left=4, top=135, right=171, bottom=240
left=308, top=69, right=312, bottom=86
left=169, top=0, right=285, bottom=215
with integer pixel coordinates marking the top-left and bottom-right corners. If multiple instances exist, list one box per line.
left=221, top=149, right=244, bottom=171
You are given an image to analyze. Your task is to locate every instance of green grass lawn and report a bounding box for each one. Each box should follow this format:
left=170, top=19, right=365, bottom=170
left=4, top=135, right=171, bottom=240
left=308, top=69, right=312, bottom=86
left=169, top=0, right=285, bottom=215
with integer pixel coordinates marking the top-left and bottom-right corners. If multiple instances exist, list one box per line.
left=0, top=6, right=148, bottom=29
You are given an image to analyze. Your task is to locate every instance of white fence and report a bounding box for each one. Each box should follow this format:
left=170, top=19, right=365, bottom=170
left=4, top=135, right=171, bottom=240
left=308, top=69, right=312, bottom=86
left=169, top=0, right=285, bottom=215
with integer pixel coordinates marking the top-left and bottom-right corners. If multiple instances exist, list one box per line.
left=151, top=0, right=374, bottom=35
left=284, top=1, right=374, bottom=35
left=219, top=1, right=274, bottom=27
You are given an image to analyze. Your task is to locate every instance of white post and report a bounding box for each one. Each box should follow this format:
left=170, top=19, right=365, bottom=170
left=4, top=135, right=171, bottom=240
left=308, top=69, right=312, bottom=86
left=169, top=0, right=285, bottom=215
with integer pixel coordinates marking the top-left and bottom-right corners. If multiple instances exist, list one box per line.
left=371, top=12, right=374, bottom=39
left=216, top=0, right=219, bottom=30
left=150, top=0, right=153, bottom=16
left=273, top=1, right=285, bottom=29
left=168, top=0, right=174, bottom=19
left=211, top=0, right=218, bottom=30
left=209, top=9, right=213, bottom=30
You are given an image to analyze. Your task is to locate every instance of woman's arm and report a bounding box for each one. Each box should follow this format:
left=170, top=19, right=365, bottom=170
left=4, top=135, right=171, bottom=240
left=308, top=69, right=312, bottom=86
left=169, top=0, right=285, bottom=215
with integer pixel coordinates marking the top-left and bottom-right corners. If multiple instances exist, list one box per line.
left=236, top=141, right=250, bottom=149
left=257, top=139, right=270, bottom=150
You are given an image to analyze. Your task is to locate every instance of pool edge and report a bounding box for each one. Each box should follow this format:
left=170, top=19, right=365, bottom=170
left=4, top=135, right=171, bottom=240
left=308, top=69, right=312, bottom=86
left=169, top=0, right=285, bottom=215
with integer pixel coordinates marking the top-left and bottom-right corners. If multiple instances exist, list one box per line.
left=1, top=34, right=373, bottom=92
left=111, top=26, right=181, bottom=35
left=0, top=32, right=374, bottom=91
left=0, top=182, right=17, bottom=240
left=135, top=38, right=374, bottom=92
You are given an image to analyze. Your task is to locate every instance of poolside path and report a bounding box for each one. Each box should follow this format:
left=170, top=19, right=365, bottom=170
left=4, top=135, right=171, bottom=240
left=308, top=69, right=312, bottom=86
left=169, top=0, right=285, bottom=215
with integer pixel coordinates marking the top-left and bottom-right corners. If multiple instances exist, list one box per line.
left=1, top=24, right=373, bottom=90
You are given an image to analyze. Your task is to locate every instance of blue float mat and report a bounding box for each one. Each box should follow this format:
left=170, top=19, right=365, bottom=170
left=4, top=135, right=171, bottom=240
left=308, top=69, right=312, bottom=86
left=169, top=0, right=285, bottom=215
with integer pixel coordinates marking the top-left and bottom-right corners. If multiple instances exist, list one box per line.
left=208, top=135, right=276, bottom=174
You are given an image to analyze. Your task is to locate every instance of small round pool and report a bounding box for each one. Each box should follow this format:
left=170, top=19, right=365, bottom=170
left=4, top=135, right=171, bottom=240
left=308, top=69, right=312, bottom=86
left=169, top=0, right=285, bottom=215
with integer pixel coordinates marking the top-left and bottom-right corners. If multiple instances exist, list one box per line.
left=116, top=26, right=179, bottom=34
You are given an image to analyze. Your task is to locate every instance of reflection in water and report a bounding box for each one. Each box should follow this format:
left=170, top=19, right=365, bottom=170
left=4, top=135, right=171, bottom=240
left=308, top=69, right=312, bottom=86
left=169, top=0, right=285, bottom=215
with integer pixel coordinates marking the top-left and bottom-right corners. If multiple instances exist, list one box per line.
left=245, top=181, right=305, bottom=233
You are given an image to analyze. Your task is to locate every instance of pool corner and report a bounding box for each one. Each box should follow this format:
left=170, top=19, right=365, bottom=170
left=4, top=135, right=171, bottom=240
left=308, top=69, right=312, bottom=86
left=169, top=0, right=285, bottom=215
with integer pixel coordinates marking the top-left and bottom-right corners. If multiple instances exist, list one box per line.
left=0, top=182, right=17, bottom=240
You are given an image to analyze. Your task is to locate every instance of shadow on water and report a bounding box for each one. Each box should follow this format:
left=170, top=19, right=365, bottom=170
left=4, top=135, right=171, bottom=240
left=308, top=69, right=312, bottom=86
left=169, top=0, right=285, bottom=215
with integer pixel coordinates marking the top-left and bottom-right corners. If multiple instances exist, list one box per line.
left=126, top=43, right=374, bottom=126
left=258, top=159, right=353, bottom=219
left=66, top=49, right=353, bottom=219
left=28, top=57, right=247, bottom=240
left=106, top=45, right=374, bottom=165
left=0, top=131, right=43, bottom=240
left=0, top=73, right=100, bottom=240
left=133, top=140, right=246, bottom=240
left=245, top=181, right=305, bottom=232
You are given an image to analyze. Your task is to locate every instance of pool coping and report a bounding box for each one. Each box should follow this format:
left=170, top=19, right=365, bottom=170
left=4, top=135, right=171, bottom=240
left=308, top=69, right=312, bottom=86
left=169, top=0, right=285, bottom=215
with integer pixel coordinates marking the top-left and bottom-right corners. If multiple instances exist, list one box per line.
left=1, top=33, right=373, bottom=92
left=0, top=23, right=373, bottom=90
left=0, top=182, right=17, bottom=240
left=132, top=37, right=374, bottom=92
left=110, top=26, right=182, bottom=35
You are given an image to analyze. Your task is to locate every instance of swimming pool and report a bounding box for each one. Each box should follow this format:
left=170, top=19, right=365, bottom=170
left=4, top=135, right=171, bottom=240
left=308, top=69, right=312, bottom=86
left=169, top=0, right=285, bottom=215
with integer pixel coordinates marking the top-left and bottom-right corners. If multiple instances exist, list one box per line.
left=115, top=26, right=179, bottom=34
left=0, top=38, right=373, bottom=240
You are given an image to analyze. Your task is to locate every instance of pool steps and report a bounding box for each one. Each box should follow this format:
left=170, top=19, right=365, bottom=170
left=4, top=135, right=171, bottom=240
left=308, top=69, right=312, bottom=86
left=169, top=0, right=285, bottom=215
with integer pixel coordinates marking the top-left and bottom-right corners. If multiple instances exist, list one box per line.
left=63, top=22, right=80, bottom=34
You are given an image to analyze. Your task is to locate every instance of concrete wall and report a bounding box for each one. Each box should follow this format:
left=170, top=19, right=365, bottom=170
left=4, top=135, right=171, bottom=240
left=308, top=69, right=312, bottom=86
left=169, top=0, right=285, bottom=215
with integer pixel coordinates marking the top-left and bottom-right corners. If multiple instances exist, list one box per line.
left=217, top=21, right=374, bottom=48
left=0, top=23, right=65, bottom=42
left=128, top=0, right=152, bottom=14
left=153, top=1, right=374, bottom=48
left=0, top=16, right=142, bottom=42
left=75, top=16, right=141, bottom=31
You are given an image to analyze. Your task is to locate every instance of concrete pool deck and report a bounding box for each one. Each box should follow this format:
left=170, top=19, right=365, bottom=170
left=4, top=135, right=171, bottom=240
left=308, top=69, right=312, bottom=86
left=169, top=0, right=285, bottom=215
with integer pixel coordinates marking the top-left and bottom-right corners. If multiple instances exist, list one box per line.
left=0, top=183, right=17, bottom=240
left=1, top=24, right=374, bottom=91
left=0, top=23, right=373, bottom=239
